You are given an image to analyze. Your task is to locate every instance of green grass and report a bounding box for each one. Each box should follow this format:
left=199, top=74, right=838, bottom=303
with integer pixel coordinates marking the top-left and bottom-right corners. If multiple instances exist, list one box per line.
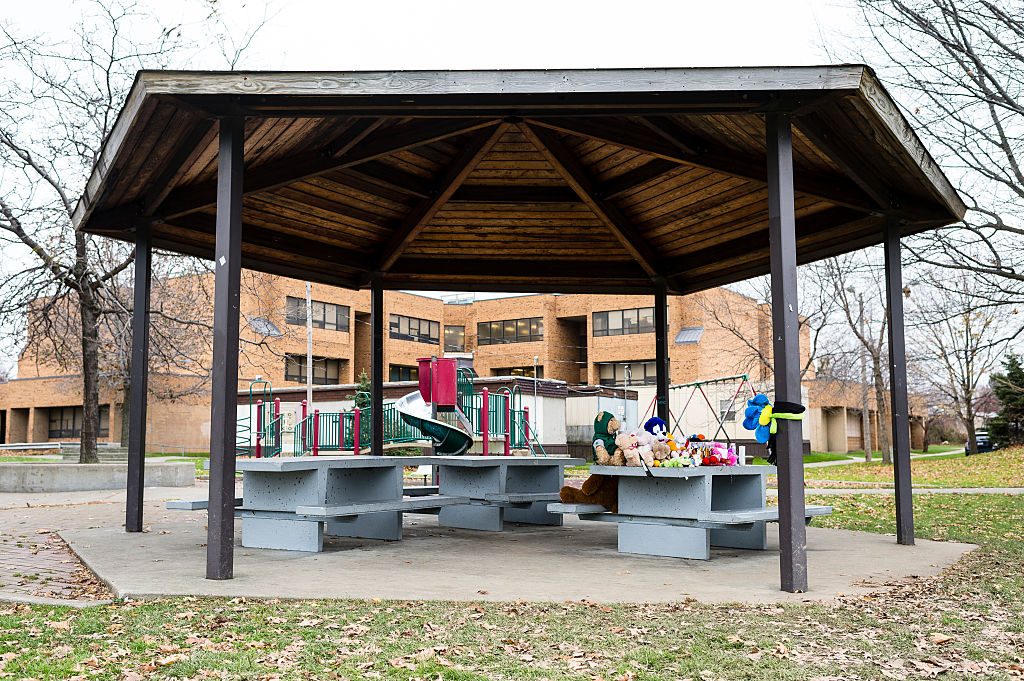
left=2, top=493, right=1022, bottom=679
left=802, top=445, right=1024, bottom=488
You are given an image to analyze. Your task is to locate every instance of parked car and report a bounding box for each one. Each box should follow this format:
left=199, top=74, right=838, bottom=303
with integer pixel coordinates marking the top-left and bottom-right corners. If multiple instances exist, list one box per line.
left=966, top=430, right=994, bottom=455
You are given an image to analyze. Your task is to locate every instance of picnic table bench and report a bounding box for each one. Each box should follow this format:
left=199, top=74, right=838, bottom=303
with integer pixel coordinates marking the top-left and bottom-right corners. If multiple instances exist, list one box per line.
left=547, top=465, right=831, bottom=560
left=167, top=455, right=581, bottom=551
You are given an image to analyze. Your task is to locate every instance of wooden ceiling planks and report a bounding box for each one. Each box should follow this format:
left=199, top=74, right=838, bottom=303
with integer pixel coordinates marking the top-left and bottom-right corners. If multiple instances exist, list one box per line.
left=73, top=67, right=966, bottom=295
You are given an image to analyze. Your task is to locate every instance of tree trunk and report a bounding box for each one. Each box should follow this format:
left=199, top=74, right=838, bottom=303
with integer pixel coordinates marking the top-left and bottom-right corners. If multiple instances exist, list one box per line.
left=964, top=402, right=977, bottom=456
left=922, top=419, right=930, bottom=453
left=120, top=362, right=130, bottom=448
left=870, top=355, right=892, bottom=465
left=78, top=292, right=101, bottom=464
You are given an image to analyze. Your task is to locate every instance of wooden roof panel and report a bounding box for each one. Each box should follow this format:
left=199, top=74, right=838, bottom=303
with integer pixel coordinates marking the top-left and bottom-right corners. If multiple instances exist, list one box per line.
left=72, top=67, right=966, bottom=294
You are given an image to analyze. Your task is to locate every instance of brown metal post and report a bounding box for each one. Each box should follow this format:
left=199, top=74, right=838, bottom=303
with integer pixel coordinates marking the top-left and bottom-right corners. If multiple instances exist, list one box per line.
left=125, top=222, right=151, bottom=533
left=206, top=116, right=243, bottom=581
left=766, top=113, right=808, bottom=593
left=884, top=215, right=915, bottom=544
left=654, top=279, right=670, bottom=424
left=370, top=273, right=384, bottom=456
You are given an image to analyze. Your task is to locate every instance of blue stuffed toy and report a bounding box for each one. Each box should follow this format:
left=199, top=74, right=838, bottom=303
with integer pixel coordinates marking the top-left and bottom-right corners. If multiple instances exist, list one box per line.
left=742, top=394, right=773, bottom=444
left=742, top=394, right=805, bottom=465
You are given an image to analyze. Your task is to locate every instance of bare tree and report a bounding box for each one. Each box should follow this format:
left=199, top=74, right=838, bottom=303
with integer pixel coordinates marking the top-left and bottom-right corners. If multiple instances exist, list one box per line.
left=855, top=0, right=1024, bottom=305
left=0, top=1, right=267, bottom=460
left=909, top=270, right=1020, bottom=455
left=0, top=2, right=187, bottom=461
left=819, top=253, right=897, bottom=463
left=696, top=264, right=839, bottom=383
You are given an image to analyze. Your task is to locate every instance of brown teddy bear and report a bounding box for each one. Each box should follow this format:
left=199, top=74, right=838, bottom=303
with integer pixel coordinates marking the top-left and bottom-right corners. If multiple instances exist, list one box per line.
left=559, top=473, right=618, bottom=512
left=592, top=411, right=625, bottom=466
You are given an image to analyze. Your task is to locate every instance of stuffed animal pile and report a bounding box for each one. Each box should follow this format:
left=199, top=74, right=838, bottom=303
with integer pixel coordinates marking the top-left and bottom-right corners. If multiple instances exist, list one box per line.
left=559, top=410, right=742, bottom=511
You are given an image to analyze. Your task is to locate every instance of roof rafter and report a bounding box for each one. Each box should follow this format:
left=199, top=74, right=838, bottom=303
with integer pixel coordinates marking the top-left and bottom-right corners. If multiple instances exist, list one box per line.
left=520, top=122, right=665, bottom=280
left=89, top=118, right=501, bottom=230
left=524, top=116, right=882, bottom=215
left=374, top=123, right=512, bottom=273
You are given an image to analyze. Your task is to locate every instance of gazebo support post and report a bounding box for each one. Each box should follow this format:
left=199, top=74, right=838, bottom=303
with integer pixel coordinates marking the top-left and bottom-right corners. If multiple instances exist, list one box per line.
left=370, top=273, right=384, bottom=456
left=654, top=279, right=670, bottom=423
left=206, top=117, right=244, bottom=580
left=884, top=216, right=915, bottom=544
left=766, top=113, right=808, bottom=593
left=125, top=222, right=151, bottom=533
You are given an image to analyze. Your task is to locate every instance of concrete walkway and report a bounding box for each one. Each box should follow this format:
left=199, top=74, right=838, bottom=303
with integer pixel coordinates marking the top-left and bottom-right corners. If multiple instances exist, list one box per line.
left=0, top=480, right=988, bottom=606
left=61, top=514, right=973, bottom=605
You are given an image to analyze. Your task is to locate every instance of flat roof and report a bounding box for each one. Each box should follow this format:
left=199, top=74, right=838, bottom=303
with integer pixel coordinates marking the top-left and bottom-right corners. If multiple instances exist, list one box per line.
left=75, top=66, right=964, bottom=295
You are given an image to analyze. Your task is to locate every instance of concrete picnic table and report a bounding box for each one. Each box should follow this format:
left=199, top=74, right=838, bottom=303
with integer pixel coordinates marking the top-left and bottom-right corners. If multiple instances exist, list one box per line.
left=431, top=456, right=583, bottom=531
left=232, top=455, right=581, bottom=551
left=549, top=464, right=830, bottom=560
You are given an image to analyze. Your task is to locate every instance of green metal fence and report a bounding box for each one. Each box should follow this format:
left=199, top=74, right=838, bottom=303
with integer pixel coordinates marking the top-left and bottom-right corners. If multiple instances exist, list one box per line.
left=292, top=402, right=424, bottom=456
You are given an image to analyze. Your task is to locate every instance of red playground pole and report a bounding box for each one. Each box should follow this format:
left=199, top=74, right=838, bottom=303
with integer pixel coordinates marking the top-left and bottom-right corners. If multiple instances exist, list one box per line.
left=274, top=398, right=281, bottom=455
left=504, top=394, right=511, bottom=456
left=482, top=388, right=489, bottom=456
left=301, top=399, right=308, bottom=452
left=524, top=406, right=530, bottom=448
left=313, top=409, right=320, bottom=456
left=353, top=407, right=361, bottom=455
left=255, top=399, right=263, bottom=458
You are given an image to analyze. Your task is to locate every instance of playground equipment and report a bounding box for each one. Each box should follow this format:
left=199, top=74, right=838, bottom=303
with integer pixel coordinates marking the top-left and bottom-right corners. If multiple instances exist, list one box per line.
left=659, top=374, right=757, bottom=450
left=281, top=360, right=542, bottom=456
left=237, top=380, right=284, bottom=458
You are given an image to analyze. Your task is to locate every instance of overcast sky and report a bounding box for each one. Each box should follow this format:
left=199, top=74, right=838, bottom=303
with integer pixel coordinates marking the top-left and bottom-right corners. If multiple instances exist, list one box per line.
left=1, top=0, right=864, bottom=372
left=9, top=0, right=856, bottom=71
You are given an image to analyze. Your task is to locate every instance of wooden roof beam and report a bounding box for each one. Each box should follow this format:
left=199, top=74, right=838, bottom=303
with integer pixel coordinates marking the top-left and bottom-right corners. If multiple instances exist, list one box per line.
left=520, top=122, right=665, bottom=279
left=793, top=114, right=922, bottom=215
left=388, top=257, right=647, bottom=279
left=167, top=213, right=370, bottom=272
left=89, top=118, right=501, bottom=231
left=525, top=117, right=882, bottom=215
left=141, top=118, right=216, bottom=216
left=666, top=206, right=870, bottom=278
left=373, top=123, right=511, bottom=273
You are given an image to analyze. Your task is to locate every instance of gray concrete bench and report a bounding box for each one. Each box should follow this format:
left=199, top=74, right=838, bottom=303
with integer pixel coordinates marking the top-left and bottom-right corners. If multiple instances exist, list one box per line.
left=166, top=497, right=242, bottom=510
left=403, top=485, right=440, bottom=496
left=548, top=502, right=833, bottom=531
left=552, top=465, right=833, bottom=560
left=294, top=494, right=469, bottom=518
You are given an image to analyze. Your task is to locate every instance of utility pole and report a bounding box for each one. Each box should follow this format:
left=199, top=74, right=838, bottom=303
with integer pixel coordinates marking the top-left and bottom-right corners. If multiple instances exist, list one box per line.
left=533, top=355, right=539, bottom=431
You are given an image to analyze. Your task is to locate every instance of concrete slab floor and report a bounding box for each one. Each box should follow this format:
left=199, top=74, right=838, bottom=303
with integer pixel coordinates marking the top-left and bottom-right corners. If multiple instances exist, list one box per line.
left=61, top=515, right=974, bottom=605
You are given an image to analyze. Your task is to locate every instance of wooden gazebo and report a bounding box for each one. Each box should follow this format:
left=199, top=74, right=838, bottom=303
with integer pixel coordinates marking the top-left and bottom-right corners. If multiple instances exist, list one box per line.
left=73, top=66, right=965, bottom=592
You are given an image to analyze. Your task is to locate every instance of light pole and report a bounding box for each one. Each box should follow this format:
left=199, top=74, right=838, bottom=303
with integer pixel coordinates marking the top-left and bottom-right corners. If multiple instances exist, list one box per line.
left=848, top=287, right=871, bottom=462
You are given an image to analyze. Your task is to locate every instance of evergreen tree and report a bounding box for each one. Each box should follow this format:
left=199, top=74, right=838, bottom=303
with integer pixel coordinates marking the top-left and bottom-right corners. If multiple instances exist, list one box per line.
left=988, top=355, right=1024, bottom=448
left=355, top=370, right=372, bottom=410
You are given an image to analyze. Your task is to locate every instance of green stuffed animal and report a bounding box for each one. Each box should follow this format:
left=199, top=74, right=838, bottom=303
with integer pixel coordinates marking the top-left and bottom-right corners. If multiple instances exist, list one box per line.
left=593, top=411, right=626, bottom=466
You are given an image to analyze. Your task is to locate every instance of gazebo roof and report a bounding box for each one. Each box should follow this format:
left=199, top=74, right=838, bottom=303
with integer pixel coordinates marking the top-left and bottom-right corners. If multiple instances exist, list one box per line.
left=74, top=65, right=965, bottom=294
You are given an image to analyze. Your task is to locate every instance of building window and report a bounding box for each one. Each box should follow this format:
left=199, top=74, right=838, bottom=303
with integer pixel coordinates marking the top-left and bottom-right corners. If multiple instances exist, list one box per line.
left=47, top=406, right=109, bottom=439
left=284, top=355, right=342, bottom=385
left=389, top=365, right=419, bottom=382
left=444, top=325, right=465, bottom=352
left=593, top=307, right=655, bottom=337
left=389, top=314, right=440, bottom=344
left=597, top=360, right=657, bottom=387
left=493, top=366, right=544, bottom=378
left=719, top=398, right=737, bottom=422
left=285, top=296, right=350, bottom=332
left=477, top=317, right=543, bottom=345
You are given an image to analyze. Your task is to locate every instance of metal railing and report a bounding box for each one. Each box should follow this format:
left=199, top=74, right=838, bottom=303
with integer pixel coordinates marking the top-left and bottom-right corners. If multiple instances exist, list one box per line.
left=292, top=402, right=424, bottom=456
